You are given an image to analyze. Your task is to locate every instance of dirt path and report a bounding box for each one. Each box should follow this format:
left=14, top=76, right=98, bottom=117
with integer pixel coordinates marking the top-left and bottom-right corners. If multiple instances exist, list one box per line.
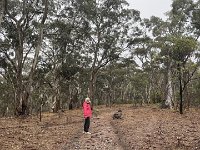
left=62, top=112, right=123, bottom=150
left=1, top=105, right=200, bottom=150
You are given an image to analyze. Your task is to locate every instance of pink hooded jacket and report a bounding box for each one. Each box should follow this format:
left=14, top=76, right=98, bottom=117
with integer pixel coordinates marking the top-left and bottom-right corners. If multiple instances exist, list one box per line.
left=83, top=101, right=92, bottom=118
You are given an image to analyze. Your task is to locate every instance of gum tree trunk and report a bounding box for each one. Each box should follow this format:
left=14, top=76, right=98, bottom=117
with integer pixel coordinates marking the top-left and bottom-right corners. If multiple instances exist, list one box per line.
left=0, top=0, right=5, bottom=27
left=165, top=61, right=173, bottom=109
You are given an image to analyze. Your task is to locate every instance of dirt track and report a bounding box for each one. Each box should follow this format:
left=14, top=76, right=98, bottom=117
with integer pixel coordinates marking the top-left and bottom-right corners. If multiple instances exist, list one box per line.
left=1, top=105, right=200, bottom=150
left=62, top=111, right=123, bottom=150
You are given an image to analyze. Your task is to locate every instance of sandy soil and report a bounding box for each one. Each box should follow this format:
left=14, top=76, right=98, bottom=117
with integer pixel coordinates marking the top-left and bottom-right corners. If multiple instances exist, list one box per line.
left=111, top=106, right=200, bottom=150
left=0, top=105, right=200, bottom=150
left=63, top=111, right=123, bottom=150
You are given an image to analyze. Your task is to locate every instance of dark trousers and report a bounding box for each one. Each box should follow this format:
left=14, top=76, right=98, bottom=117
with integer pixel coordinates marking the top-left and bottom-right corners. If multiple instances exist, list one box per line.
left=84, top=117, right=90, bottom=132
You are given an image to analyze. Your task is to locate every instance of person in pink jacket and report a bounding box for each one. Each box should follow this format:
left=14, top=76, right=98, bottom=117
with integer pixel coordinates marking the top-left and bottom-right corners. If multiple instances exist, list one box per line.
left=83, top=97, right=92, bottom=134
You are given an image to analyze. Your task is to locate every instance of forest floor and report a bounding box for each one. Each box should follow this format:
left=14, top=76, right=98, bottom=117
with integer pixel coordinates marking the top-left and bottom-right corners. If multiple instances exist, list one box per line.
left=0, top=104, right=200, bottom=150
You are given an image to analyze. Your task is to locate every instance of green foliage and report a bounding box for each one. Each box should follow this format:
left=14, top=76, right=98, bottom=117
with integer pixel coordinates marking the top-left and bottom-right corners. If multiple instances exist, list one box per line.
left=59, top=65, right=80, bottom=80
left=1, top=0, right=200, bottom=116
left=0, top=79, right=14, bottom=116
left=170, top=36, right=198, bottom=62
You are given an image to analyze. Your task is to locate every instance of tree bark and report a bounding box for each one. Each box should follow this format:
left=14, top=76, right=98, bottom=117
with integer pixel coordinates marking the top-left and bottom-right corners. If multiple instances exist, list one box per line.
left=4, top=0, right=48, bottom=115
left=165, top=61, right=173, bottom=109
left=25, top=0, right=48, bottom=115
left=178, top=63, right=183, bottom=114
left=88, top=69, right=98, bottom=103
left=0, top=0, right=5, bottom=27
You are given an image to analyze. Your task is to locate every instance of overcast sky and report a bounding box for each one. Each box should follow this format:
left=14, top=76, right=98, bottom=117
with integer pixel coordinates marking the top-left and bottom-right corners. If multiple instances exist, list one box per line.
left=126, top=0, right=172, bottom=20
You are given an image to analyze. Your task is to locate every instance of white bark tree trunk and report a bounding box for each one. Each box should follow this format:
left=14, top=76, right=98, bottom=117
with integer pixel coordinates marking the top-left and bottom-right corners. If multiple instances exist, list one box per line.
left=165, top=62, right=173, bottom=109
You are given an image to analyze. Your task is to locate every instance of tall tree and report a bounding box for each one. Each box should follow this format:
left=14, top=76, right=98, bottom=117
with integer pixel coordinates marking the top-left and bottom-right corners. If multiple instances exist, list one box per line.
left=43, top=0, right=91, bottom=111
left=128, top=17, right=165, bottom=105
left=1, top=0, right=48, bottom=115
left=75, top=0, right=140, bottom=103
left=170, top=36, right=198, bottom=114
left=0, top=0, right=5, bottom=26
left=167, top=0, right=199, bottom=113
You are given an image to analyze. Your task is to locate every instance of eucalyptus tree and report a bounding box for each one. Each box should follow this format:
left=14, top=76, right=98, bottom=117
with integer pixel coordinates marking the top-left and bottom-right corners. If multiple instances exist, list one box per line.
left=170, top=36, right=198, bottom=114
left=185, top=0, right=200, bottom=63
left=42, top=0, right=94, bottom=111
left=144, top=0, right=199, bottom=110
left=167, top=0, right=199, bottom=113
left=96, top=57, right=138, bottom=105
left=0, top=0, right=5, bottom=26
left=191, top=70, right=200, bottom=106
left=168, top=0, right=199, bottom=39
left=73, top=0, right=140, bottom=103
left=127, top=18, right=163, bottom=105
left=145, top=0, right=199, bottom=112
left=0, top=0, right=48, bottom=115
left=144, top=16, right=178, bottom=109
left=183, top=0, right=200, bottom=39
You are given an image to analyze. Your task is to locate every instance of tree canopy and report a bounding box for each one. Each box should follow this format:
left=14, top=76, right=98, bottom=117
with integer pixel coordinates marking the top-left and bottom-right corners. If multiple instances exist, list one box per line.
left=0, top=0, right=200, bottom=116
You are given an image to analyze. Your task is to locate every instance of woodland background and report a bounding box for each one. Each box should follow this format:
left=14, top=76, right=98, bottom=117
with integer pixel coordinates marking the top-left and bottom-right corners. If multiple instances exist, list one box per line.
left=0, top=0, right=200, bottom=117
